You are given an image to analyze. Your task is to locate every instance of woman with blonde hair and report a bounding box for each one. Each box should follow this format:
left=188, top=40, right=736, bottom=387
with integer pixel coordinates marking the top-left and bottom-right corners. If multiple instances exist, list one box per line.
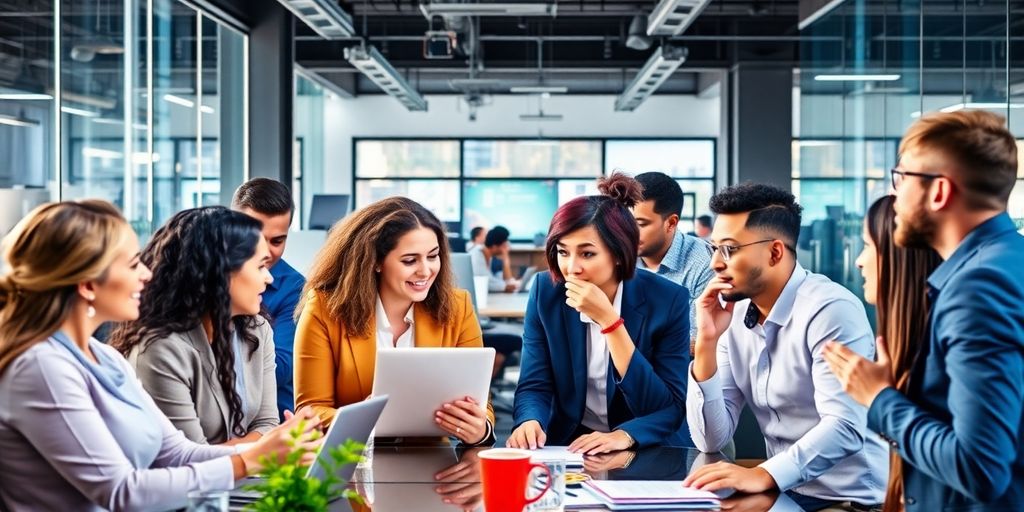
left=0, top=200, right=320, bottom=511
left=294, top=196, right=495, bottom=445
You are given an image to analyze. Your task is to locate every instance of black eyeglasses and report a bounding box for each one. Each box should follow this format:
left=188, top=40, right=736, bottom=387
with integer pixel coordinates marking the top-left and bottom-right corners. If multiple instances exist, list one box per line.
left=890, top=167, right=943, bottom=190
left=708, top=239, right=776, bottom=262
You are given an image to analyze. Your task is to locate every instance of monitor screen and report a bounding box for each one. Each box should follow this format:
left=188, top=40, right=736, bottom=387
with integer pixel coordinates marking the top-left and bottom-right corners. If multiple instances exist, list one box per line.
left=463, top=180, right=558, bottom=242
left=308, top=194, right=351, bottom=230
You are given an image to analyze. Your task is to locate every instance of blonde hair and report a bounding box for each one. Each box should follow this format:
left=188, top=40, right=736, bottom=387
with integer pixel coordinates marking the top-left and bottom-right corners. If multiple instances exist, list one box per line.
left=0, top=200, right=130, bottom=375
left=900, top=110, right=1017, bottom=210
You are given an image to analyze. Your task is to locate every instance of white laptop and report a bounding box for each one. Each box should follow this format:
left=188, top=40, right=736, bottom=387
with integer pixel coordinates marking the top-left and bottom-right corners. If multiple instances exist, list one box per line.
left=371, top=347, right=495, bottom=437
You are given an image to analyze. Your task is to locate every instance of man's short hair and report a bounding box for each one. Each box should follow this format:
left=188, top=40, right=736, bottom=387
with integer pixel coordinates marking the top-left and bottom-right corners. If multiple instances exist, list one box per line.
left=634, top=172, right=684, bottom=218
left=469, top=226, right=485, bottom=240
left=231, top=178, right=294, bottom=217
left=696, top=215, right=713, bottom=229
left=708, top=182, right=802, bottom=251
left=899, top=110, right=1017, bottom=210
left=484, top=226, right=511, bottom=248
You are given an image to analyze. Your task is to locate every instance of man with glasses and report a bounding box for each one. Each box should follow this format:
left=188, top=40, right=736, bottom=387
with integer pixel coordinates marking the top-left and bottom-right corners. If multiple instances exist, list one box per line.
left=683, top=183, right=887, bottom=511
left=824, top=110, right=1024, bottom=510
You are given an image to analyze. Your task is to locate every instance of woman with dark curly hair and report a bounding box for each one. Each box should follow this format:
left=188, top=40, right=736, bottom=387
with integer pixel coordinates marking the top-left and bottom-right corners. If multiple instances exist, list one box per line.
left=110, top=207, right=279, bottom=445
left=508, top=173, right=693, bottom=453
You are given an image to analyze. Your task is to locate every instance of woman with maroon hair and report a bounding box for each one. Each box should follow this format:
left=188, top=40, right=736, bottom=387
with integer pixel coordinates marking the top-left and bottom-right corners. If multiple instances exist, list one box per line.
left=508, top=173, right=694, bottom=453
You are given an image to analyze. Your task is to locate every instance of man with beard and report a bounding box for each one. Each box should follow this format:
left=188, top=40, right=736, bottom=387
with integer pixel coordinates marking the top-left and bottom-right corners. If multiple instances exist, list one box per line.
left=633, top=172, right=715, bottom=342
left=682, top=183, right=887, bottom=511
left=823, top=110, right=1024, bottom=510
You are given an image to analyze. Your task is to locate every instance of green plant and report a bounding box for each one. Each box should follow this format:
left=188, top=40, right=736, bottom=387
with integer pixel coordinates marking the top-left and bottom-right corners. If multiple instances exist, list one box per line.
left=242, top=421, right=365, bottom=511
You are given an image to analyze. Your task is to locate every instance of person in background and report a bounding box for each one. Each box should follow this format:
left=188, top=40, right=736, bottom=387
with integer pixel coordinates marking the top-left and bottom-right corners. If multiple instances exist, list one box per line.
left=824, top=110, right=1024, bottom=511
left=684, top=183, right=886, bottom=511
left=694, top=215, right=713, bottom=240
left=0, top=200, right=319, bottom=511
left=466, top=226, right=486, bottom=252
left=111, top=207, right=279, bottom=445
left=509, top=173, right=693, bottom=453
left=468, top=225, right=518, bottom=292
left=633, top=171, right=715, bottom=341
left=294, top=196, right=495, bottom=445
left=232, top=178, right=305, bottom=418
left=824, top=195, right=940, bottom=512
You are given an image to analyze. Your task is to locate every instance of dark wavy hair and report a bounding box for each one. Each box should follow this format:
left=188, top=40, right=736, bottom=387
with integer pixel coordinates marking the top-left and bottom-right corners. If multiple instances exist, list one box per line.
left=110, top=207, right=264, bottom=438
left=545, top=172, right=642, bottom=283
left=708, top=182, right=803, bottom=253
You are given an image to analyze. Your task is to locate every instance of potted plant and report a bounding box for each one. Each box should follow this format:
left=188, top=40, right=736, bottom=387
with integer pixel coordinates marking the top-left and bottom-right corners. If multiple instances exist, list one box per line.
left=241, top=421, right=366, bottom=511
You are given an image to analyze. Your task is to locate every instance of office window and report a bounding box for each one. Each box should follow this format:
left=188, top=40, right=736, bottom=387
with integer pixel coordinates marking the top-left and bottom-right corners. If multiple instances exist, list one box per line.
left=463, top=140, right=601, bottom=177
left=355, top=179, right=460, bottom=222
left=605, top=140, right=715, bottom=178
left=356, top=140, right=460, bottom=178
left=463, top=180, right=558, bottom=241
left=792, top=139, right=897, bottom=223
left=558, top=179, right=601, bottom=205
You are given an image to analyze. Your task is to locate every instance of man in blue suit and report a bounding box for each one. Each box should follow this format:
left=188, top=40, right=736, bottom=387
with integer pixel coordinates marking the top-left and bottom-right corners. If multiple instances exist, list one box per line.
left=508, top=174, right=693, bottom=453
left=825, top=110, right=1024, bottom=510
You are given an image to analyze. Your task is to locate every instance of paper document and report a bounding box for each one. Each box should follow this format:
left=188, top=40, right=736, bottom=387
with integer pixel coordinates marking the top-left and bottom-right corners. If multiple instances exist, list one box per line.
left=586, top=480, right=720, bottom=504
left=528, top=446, right=585, bottom=466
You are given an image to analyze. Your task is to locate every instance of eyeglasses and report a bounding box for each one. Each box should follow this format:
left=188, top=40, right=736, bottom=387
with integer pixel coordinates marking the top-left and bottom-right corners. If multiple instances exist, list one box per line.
left=890, top=167, right=943, bottom=190
left=707, top=239, right=777, bottom=262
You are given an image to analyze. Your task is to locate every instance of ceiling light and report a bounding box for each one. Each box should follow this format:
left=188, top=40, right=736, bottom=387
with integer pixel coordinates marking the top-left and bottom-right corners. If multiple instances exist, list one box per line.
left=813, top=74, right=901, bottom=82
left=345, top=45, right=428, bottom=112
left=0, top=93, right=52, bottom=100
left=61, top=106, right=99, bottom=117
left=163, top=94, right=195, bottom=108
left=82, top=147, right=123, bottom=160
left=615, top=45, right=687, bottom=112
left=0, top=112, right=40, bottom=127
left=62, top=91, right=117, bottom=109
left=940, top=102, right=1024, bottom=113
left=647, top=0, right=712, bottom=37
left=277, top=0, right=356, bottom=39
left=200, top=105, right=215, bottom=114
left=519, top=112, right=563, bottom=121
left=419, top=2, right=556, bottom=18
left=510, top=86, right=568, bottom=94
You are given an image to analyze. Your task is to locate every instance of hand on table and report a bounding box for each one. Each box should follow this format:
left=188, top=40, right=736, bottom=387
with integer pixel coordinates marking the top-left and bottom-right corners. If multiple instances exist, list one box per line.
left=682, top=462, right=777, bottom=494
left=720, top=491, right=780, bottom=512
left=583, top=450, right=635, bottom=473
left=433, top=448, right=484, bottom=511
left=568, top=430, right=633, bottom=455
left=435, top=396, right=489, bottom=445
left=506, top=420, right=546, bottom=449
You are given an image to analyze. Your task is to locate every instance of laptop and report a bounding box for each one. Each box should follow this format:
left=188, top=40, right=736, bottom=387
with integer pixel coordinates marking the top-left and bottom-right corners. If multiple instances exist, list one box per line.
left=371, top=347, right=495, bottom=437
left=230, top=395, right=389, bottom=500
left=517, top=266, right=540, bottom=294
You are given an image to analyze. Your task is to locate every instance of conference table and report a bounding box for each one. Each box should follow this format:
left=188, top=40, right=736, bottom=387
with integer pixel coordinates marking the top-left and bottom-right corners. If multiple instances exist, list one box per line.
left=240, top=444, right=806, bottom=512
left=479, top=292, right=530, bottom=319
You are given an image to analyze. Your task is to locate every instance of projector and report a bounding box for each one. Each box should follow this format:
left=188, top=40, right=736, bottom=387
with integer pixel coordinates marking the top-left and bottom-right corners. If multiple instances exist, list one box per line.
left=423, top=30, right=456, bottom=59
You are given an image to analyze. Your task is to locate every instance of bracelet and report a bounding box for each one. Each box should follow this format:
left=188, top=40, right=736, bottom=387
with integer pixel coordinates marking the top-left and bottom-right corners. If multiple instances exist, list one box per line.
left=600, top=317, right=625, bottom=335
left=617, top=429, right=636, bottom=448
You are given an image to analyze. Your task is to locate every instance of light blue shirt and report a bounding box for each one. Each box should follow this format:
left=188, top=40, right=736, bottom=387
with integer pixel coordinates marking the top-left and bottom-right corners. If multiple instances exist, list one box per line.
left=468, top=245, right=506, bottom=292
left=686, top=263, right=887, bottom=504
left=637, top=230, right=714, bottom=339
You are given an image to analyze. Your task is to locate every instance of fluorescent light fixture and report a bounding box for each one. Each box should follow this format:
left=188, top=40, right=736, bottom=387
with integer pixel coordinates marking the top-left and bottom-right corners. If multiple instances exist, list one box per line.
left=163, top=94, right=195, bottom=108
left=62, top=91, right=116, bottom=109
left=795, top=140, right=841, bottom=147
left=0, top=113, right=40, bottom=127
left=510, top=86, right=568, bottom=94
left=910, top=111, right=922, bottom=118
left=200, top=105, right=215, bottom=114
left=940, top=102, right=1024, bottom=113
left=519, top=112, right=563, bottom=121
left=419, top=2, right=556, bottom=18
left=61, top=106, right=99, bottom=117
left=0, top=93, right=53, bottom=100
left=647, top=0, right=712, bottom=37
left=615, top=45, right=688, bottom=112
left=345, top=45, right=428, bottom=112
left=277, top=0, right=356, bottom=39
left=813, top=74, right=901, bottom=82
left=82, top=147, right=123, bottom=159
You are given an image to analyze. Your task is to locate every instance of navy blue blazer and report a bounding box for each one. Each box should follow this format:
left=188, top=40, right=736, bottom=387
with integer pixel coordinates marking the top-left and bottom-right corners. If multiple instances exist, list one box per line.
left=868, top=213, right=1024, bottom=511
left=513, top=270, right=693, bottom=448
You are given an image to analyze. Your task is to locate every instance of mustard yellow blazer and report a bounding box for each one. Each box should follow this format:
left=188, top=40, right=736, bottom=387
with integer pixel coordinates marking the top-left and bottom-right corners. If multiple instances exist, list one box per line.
left=293, top=288, right=494, bottom=428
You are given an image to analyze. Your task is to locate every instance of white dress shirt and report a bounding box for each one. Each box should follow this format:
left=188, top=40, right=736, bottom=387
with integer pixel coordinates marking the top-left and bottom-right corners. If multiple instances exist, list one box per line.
left=579, top=283, right=623, bottom=432
left=375, top=296, right=415, bottom=349
left=686, top=263, right=887, bottom=504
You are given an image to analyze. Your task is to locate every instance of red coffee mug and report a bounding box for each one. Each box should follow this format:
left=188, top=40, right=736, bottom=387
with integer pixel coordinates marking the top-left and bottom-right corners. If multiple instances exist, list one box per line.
left=479, top=448, right=552, bottom=512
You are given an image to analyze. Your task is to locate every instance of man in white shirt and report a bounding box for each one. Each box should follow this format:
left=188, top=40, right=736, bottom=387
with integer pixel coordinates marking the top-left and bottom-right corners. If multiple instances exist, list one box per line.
left=683, top=183, right=887, bottom=511
left=468, top=226, right=517, bottom=292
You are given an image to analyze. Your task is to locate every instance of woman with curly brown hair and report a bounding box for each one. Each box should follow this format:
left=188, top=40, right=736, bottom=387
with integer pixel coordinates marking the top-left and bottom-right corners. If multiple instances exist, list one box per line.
left=294, top=196, right=495, bottom=445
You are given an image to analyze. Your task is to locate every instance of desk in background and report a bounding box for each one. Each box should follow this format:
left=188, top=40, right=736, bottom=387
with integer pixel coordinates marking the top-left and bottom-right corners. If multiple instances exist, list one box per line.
left=479, top=293, right=529, bottom=319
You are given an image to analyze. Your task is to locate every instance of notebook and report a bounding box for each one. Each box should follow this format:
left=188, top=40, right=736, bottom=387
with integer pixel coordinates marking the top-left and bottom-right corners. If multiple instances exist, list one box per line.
left=583, top=480, right=721, bottom=510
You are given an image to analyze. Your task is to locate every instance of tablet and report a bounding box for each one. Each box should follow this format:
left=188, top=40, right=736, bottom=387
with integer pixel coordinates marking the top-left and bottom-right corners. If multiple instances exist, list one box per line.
left=371, top=347, right=495, bottom=437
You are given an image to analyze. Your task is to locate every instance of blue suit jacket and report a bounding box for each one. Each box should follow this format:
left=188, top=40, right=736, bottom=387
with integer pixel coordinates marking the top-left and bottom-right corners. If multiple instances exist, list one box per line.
left=263, top=258, right=305, bottom=418
left=868, top=213, right=1024, bottom=511
left=513, top=270, right=693, bottom=448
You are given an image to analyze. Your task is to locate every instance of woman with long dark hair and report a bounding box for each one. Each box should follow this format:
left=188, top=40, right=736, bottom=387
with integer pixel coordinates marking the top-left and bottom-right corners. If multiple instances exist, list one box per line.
left=294, top=196, right=495, bottom=445
left=0, top=201, right=319, bottom=511
left=825, top=195, right=940, bottom=512
left=508, top=173, right=693, bottom=453
left=111, top=207, right=279, bottom=444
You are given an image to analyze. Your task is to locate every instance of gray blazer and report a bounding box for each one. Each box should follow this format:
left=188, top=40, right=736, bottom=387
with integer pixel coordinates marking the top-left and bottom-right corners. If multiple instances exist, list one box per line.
left=128, top=318, right=279, bottom=444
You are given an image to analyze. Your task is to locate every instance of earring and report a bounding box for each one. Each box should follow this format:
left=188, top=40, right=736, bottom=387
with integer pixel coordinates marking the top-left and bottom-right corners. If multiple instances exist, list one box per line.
left=86, top=296, right=96, bottom=319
